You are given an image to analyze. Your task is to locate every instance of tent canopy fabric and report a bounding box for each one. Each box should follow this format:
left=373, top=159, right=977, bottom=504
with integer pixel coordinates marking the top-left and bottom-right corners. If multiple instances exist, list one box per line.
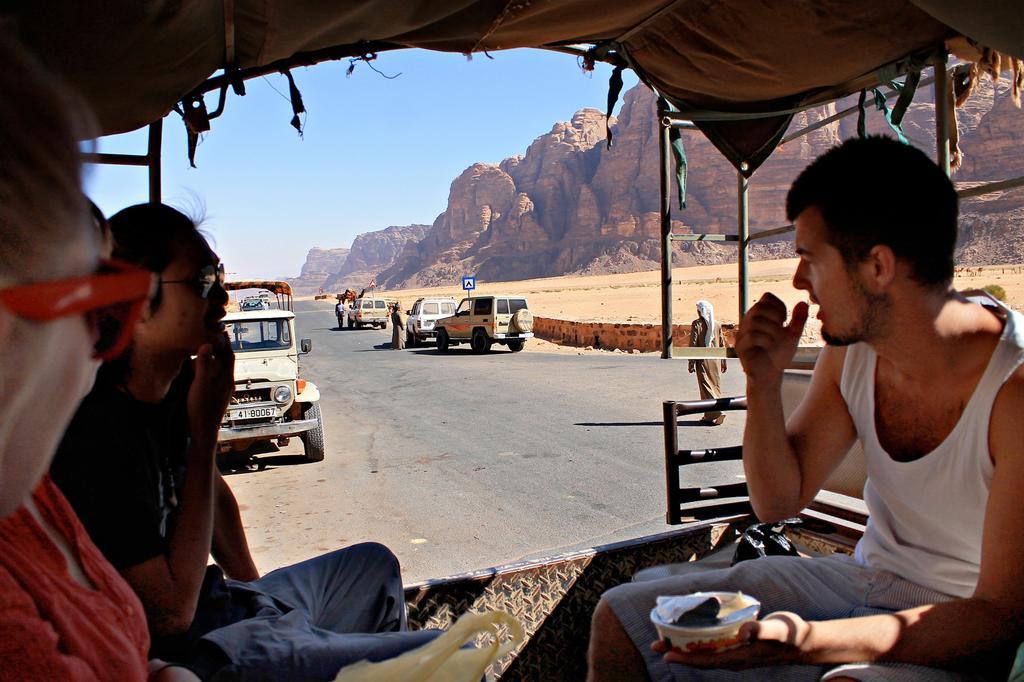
left=7, top=0, right=1022, bottom=172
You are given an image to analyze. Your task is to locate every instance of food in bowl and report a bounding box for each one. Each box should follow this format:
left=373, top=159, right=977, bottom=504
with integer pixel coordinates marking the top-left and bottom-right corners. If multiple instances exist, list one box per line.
left=650, top=591, right=760, bottom=652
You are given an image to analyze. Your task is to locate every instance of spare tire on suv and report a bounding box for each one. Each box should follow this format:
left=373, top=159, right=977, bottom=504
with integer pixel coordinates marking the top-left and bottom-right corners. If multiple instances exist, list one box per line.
left=510, top=308, right=533, bottom=333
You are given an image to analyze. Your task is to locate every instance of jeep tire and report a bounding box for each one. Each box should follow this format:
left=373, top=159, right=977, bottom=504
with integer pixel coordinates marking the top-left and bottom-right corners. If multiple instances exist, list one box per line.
left=406, top=330, right=416, bottom=348
left=437, top=328, right=450, bottom=353
left=510, top=309, right=534, bottom=333
left=299, top=402, right=325, bottom=463
left=507, top=339, right=525, bottom=352
left=471, top=329, right=491, bottom=354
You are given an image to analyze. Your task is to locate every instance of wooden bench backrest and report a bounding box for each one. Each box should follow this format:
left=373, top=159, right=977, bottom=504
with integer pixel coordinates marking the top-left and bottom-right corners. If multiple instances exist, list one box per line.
left=780, top=371, right=866, bottom=500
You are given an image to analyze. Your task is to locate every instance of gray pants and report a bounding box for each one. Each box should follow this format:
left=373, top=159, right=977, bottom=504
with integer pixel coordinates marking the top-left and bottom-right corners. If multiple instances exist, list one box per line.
left=199, top=542, right=440, bottom=681
left=603, top=554, right=979, bottom=681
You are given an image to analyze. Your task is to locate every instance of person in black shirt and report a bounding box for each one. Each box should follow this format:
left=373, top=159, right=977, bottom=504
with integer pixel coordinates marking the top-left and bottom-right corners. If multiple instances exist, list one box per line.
left=52, top=203, right=437, bottom=680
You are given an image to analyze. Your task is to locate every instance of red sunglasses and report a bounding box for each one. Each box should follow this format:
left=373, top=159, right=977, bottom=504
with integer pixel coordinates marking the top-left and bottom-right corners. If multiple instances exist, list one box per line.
left=0, top=259, right=156, bottom=360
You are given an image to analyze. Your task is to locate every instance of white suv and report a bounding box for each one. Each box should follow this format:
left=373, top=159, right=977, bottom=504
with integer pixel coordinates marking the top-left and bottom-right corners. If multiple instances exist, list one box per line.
left=406, top=296, right=457, bottom=347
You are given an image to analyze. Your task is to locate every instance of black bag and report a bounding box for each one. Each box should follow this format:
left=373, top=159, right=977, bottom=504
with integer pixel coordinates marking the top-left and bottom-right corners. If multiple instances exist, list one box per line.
left=731, top=521, right=799, bottom=566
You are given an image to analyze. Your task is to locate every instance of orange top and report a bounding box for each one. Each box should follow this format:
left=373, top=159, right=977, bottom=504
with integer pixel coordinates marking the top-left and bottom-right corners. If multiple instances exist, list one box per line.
left=0, top=476, right=149, bottom=681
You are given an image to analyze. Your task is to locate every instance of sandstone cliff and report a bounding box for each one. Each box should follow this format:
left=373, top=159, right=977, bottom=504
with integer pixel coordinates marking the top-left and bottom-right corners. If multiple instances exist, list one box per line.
left=288, top=247, right=349, bottom=294
left=302, top=75, right=1022, bottom=290
left=375, top=77, right=1023, bottom=287
left=322, top=224, right=430, bottom=291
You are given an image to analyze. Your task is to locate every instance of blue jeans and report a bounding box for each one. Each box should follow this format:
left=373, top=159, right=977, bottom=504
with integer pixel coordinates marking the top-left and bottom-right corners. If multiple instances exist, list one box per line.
left=603, top=553, right=980, bottom=681
left=196, top=542, right=441, bottom=681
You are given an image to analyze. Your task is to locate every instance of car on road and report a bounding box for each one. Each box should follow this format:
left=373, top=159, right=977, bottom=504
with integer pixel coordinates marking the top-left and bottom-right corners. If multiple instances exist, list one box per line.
left=405, top=296, right=457, bottom=346
left=434, top=295, right=533, bottom=353
left=218, top=281, right=326, bottom=462
left=241, top=296, right=270, bottom=311
left=350, top=295, right=395, bottom=329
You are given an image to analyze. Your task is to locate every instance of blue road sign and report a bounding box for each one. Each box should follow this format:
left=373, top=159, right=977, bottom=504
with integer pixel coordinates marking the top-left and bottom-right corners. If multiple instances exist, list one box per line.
left=462, top=276, right=476, bottom=291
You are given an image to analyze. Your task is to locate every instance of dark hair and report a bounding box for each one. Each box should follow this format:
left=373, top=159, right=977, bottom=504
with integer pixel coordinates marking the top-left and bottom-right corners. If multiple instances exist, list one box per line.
left=101, top=203, right=202, bottom=386
left=108, top=203, right=201, bottom=309
left=786, top=136, right=958, bottom=288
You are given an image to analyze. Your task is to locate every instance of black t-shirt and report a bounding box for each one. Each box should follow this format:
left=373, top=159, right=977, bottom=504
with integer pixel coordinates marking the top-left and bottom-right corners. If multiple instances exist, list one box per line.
left=52, top=369, right=270, bottom=663
left=51, top=371, right=190, bottom=570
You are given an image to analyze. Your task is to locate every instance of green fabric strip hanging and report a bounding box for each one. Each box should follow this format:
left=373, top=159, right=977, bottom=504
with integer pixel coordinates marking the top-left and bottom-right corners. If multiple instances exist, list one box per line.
left=670, top=127, right=687, bottom=210
left=605, top=64, right=624, bottom=149
left=857, top=89, right=868, bottom=138
left=658, top=97, right=687, bottom=210
left=872, top=88, right=909, bottom=144
left=889, top=69, right=921, bottom=127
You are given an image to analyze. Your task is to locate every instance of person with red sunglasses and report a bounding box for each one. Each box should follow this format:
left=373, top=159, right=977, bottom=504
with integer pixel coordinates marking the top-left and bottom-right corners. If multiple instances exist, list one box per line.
left=0, top=33, right=196, bottom=682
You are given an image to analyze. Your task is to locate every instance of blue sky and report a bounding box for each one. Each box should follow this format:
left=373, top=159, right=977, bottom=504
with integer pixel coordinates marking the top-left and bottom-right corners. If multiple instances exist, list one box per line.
left=84, top=49, right=638, bottom=280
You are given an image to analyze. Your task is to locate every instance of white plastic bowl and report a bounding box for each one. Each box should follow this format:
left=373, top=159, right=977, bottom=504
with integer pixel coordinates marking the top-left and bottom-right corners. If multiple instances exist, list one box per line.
left=649, top=591, right=760, bottom=653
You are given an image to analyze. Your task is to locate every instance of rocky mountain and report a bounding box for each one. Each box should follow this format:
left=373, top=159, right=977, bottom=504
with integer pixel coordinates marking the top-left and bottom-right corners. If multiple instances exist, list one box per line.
left=299, top=75, right=1023, bottom=290
left=287, top=247, right=350, bottom=294
left=322, top=224, right=430, bottom=291
left=373, top=78, right=1023, bottom=287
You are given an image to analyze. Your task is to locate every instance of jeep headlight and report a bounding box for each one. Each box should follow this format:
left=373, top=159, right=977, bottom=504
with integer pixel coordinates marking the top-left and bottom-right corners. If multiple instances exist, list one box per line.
left=274, top=386, right=292, bottom=403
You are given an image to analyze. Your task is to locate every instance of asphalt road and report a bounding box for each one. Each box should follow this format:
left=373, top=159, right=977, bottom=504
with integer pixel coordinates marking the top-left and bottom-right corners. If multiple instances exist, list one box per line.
left=225, top=300, right=748, bottom=583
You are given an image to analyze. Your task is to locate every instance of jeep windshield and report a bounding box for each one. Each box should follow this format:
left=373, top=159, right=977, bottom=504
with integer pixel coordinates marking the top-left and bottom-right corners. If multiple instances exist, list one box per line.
left=227, top=319, right=292, bottom=352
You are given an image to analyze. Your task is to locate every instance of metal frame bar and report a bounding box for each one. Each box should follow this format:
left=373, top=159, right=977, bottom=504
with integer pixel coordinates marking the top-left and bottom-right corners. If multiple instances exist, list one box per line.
left=957, top=175, right=1024, bottom=200
left=81, top=121, right=164, bottom=204
left=933, top=52, right=951, bottom=175
left=670, top=234, right=738, bottom=242
left=81, top=152, right=149, bottom=166
left=748, top=223, right=795, bottom=242
left=659, top=114, right=673, bottom=358
left=148, top=120, right=163, bottom=204
left=737, top=171, right=750, bottom=319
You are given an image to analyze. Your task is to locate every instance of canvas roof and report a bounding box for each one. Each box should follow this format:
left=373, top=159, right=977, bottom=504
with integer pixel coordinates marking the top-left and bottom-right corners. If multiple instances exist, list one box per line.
left=8, top=1, right=1023, bottom=172
left=225, top=280, right=293, bottom=296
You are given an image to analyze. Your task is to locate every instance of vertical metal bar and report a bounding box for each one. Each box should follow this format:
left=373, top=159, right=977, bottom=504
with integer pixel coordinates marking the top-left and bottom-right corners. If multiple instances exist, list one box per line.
left=737, top=169, right=750, bottom=320
left=660, top=115, right=673, bottom=359
left=663, top=402, right=681, bottom=524
left=147, top=119, right=163, bottom=204
left=932, top=52, right=951, bottom=176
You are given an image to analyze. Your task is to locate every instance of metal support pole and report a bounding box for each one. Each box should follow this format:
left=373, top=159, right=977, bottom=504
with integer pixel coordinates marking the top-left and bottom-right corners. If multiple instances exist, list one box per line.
left=663, top=401, right=680, bottom=524
left=147, top=119, right=163, bottom=204
left=932, top=53, right=951, bottom=176
left=660, top=116, right=673, bottom=359
left=81, top=152, right=150, bottom=166
left=737, top=169, right=750, bottom=320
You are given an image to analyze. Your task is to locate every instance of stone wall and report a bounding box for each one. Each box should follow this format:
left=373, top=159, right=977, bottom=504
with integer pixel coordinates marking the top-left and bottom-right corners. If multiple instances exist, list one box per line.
left=533, top=316, right=737, bottom=353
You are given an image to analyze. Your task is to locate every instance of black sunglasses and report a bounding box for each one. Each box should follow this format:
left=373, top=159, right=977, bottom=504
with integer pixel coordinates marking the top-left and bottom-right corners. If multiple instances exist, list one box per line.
left=161, top=262, right=226, bottom=299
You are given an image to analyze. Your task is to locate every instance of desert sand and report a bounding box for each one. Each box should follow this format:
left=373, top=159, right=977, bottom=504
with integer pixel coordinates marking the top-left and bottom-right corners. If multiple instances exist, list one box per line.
left=306, top=259, right=1024, bottom=353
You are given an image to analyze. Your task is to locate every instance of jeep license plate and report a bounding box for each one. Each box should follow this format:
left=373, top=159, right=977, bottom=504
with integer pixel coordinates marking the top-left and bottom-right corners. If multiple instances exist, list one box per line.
left=230, top=407, right=275, bottom=420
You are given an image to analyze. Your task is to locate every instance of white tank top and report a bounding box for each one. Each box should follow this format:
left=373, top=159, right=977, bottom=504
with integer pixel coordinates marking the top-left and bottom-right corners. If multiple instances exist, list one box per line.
left=841, top=307, right=1024, bottom=598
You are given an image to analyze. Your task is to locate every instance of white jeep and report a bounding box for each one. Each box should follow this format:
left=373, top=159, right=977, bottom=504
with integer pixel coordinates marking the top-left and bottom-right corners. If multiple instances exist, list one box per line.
left=218, top=282, right=326, bottom=462
left=405, top=296, right=457, bottom=347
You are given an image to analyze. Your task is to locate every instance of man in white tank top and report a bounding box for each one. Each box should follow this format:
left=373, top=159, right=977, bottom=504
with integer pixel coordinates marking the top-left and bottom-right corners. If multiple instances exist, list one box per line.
left=590, top=136, right=1024, bottom=681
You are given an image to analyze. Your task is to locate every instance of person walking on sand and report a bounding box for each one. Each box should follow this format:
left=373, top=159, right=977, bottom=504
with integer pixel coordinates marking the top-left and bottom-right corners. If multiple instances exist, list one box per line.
left=391, top=304, right=405, bottom=350
left=688, top=300, right=728, bottom=424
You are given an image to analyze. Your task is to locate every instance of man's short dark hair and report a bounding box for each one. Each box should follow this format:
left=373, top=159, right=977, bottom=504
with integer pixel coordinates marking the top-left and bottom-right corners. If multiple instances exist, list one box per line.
left=100, top=203, right=203, bottom=385
left=786, top=136, right=958, bottom=288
